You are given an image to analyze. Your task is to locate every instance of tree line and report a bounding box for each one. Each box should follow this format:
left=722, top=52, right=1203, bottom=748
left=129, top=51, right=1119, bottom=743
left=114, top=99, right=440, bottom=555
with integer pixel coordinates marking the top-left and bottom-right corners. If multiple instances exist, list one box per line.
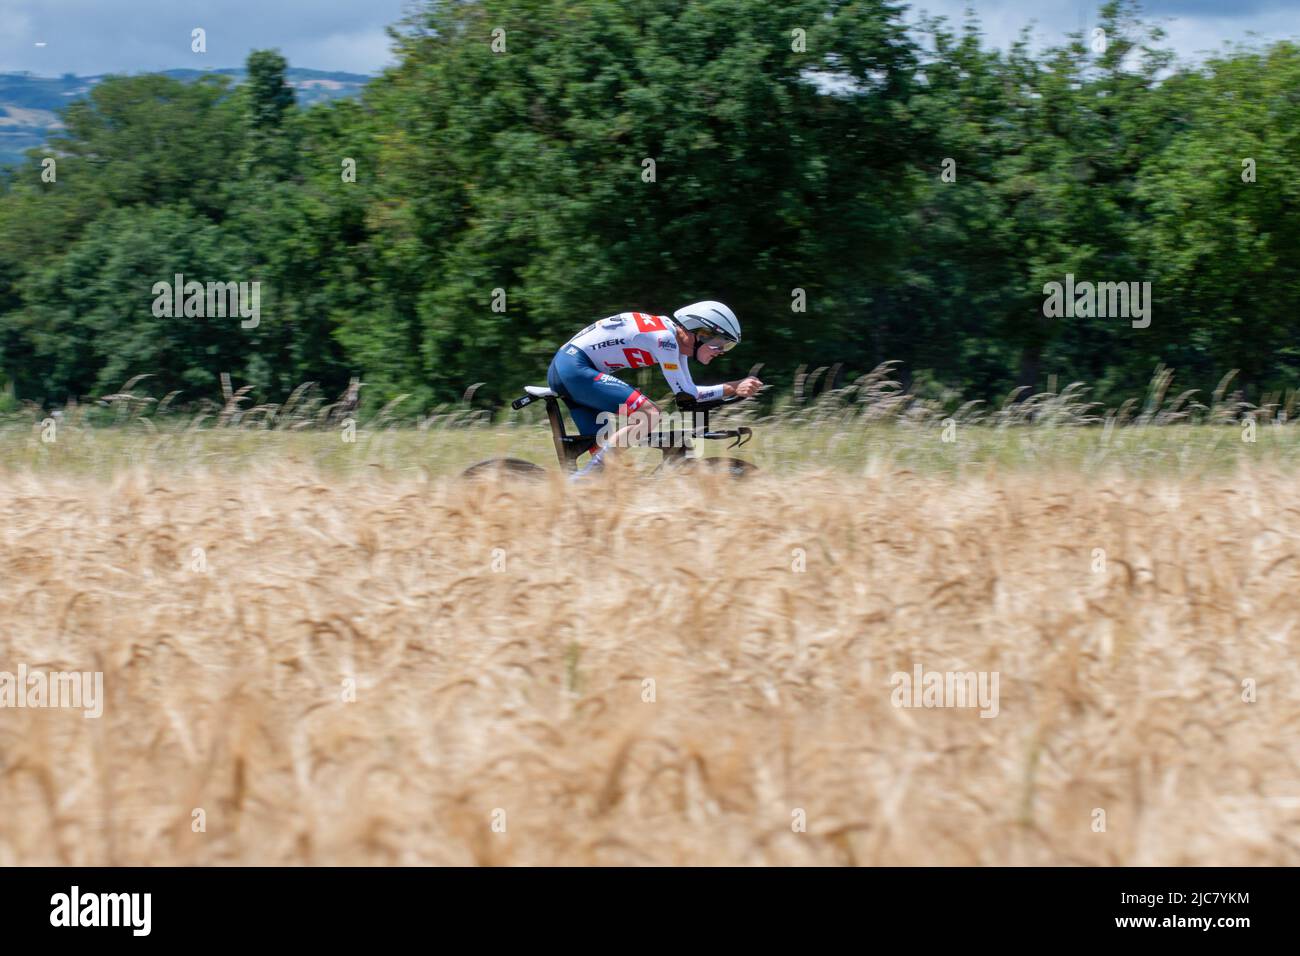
left=0, top=0, right=1296, bottom=415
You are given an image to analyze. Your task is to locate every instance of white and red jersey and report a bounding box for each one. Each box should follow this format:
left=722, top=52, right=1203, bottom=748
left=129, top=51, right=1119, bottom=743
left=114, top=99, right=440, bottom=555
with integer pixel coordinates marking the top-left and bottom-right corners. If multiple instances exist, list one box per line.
left=566, top=312, right=725, bottom=404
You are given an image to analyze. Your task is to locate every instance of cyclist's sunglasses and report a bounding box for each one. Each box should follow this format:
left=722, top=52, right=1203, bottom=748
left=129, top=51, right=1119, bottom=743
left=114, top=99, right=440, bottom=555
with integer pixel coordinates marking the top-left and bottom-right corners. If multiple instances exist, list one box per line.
left=697, top=333, right=738, bottom=353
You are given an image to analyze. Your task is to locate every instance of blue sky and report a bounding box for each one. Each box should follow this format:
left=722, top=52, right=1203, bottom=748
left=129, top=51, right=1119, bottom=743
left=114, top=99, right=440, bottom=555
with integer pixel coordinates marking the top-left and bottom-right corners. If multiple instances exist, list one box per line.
left=1, top=0, right=1296, bottom=76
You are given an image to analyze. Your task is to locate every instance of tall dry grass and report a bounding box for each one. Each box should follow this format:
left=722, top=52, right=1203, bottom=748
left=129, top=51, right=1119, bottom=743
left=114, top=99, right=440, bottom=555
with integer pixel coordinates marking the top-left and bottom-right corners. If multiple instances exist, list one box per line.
left=1, top=464, right=1298, bottom=865
left=6, top=365, right=1300, bottom=481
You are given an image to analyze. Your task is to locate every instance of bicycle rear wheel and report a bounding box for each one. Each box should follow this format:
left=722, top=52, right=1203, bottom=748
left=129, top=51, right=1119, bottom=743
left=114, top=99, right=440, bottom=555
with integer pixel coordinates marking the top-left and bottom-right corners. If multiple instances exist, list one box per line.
left=460, top=458, right=549, bottom=481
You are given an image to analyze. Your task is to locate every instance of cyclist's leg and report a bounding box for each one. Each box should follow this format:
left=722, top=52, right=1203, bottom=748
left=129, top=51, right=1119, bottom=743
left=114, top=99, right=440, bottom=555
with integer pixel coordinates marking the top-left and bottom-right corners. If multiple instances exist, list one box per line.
left=549, top=347, right=647, bottom=448
left=547, top=349, right=600, bottom=444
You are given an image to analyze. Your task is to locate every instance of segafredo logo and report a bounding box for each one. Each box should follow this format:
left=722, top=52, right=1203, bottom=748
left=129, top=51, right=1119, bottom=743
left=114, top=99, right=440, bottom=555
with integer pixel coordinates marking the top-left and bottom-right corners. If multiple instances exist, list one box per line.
left=151, top=272, right=261, bottom=328
left=50, top=886, right=151, bottom=936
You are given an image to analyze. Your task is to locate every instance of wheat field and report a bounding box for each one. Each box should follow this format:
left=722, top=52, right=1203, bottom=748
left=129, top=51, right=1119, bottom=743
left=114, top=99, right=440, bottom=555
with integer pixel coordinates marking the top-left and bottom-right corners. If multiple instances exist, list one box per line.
left=1, top=452, right=1298, bottom=865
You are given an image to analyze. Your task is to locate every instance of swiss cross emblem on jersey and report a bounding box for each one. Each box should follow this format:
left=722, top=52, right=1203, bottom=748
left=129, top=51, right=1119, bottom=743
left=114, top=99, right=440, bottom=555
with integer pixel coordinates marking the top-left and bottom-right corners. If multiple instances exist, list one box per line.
left=618, top=313, right=665, bottom=367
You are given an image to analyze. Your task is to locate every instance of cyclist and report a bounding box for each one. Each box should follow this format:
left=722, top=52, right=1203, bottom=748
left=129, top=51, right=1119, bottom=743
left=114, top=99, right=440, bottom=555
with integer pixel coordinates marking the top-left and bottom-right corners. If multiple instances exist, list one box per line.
left=546, top=300, right=763, bottom=478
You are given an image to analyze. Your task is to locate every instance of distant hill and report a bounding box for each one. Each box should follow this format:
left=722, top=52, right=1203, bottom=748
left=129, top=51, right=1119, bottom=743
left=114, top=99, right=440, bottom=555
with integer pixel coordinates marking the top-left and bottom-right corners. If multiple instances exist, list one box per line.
left=0, top=68, right=373, bottom=169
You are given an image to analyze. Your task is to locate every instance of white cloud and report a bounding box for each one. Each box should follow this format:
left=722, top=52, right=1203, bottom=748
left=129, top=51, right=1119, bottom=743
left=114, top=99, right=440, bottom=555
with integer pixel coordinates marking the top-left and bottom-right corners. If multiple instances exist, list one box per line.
left=293, top=28, right=398, bottom=75
left=905, top=0, right=1300, bottom=62
left=1155, top=7, right=1300, bottom=61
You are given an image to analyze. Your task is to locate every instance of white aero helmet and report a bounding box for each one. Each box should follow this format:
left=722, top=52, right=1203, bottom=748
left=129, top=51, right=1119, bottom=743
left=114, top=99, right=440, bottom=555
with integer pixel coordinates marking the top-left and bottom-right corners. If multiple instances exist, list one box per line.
left=672, top=300, right=741, bottom=350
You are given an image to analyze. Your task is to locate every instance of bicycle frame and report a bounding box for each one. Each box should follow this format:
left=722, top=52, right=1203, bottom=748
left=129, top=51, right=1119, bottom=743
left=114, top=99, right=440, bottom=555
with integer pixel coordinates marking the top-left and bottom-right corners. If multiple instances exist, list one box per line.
left=510, top=389, right=752, bottom=473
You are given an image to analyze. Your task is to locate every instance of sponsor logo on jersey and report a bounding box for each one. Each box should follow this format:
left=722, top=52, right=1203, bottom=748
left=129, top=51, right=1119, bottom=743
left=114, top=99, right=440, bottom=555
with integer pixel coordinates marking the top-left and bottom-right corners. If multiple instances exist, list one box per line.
left=565, top=345, right=579, bottom=355
left=594, top=338, right=626, bottom=349
left=662, top=362, right=679, bottom=370
left=658, top=337, right=676, bottom=351
left=623, top=347, right=656, bottom=368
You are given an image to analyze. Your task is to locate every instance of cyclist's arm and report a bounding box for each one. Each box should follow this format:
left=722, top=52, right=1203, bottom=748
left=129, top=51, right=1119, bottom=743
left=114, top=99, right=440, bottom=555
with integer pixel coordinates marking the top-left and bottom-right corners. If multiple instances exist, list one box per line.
left=651, top=336, right=724, bottom=403
left=720, top=378, right=763, bottom=398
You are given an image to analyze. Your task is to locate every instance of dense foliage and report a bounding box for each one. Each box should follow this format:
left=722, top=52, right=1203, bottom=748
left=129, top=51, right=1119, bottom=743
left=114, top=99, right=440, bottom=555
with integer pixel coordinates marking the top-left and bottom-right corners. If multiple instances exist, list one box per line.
left=0, top=0, right=1296, bottom=413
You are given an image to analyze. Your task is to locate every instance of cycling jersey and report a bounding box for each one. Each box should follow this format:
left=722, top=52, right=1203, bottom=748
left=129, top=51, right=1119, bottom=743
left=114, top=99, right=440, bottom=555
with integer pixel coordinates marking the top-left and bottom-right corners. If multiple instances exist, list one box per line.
left=565, top=312, right=725, bottom=405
